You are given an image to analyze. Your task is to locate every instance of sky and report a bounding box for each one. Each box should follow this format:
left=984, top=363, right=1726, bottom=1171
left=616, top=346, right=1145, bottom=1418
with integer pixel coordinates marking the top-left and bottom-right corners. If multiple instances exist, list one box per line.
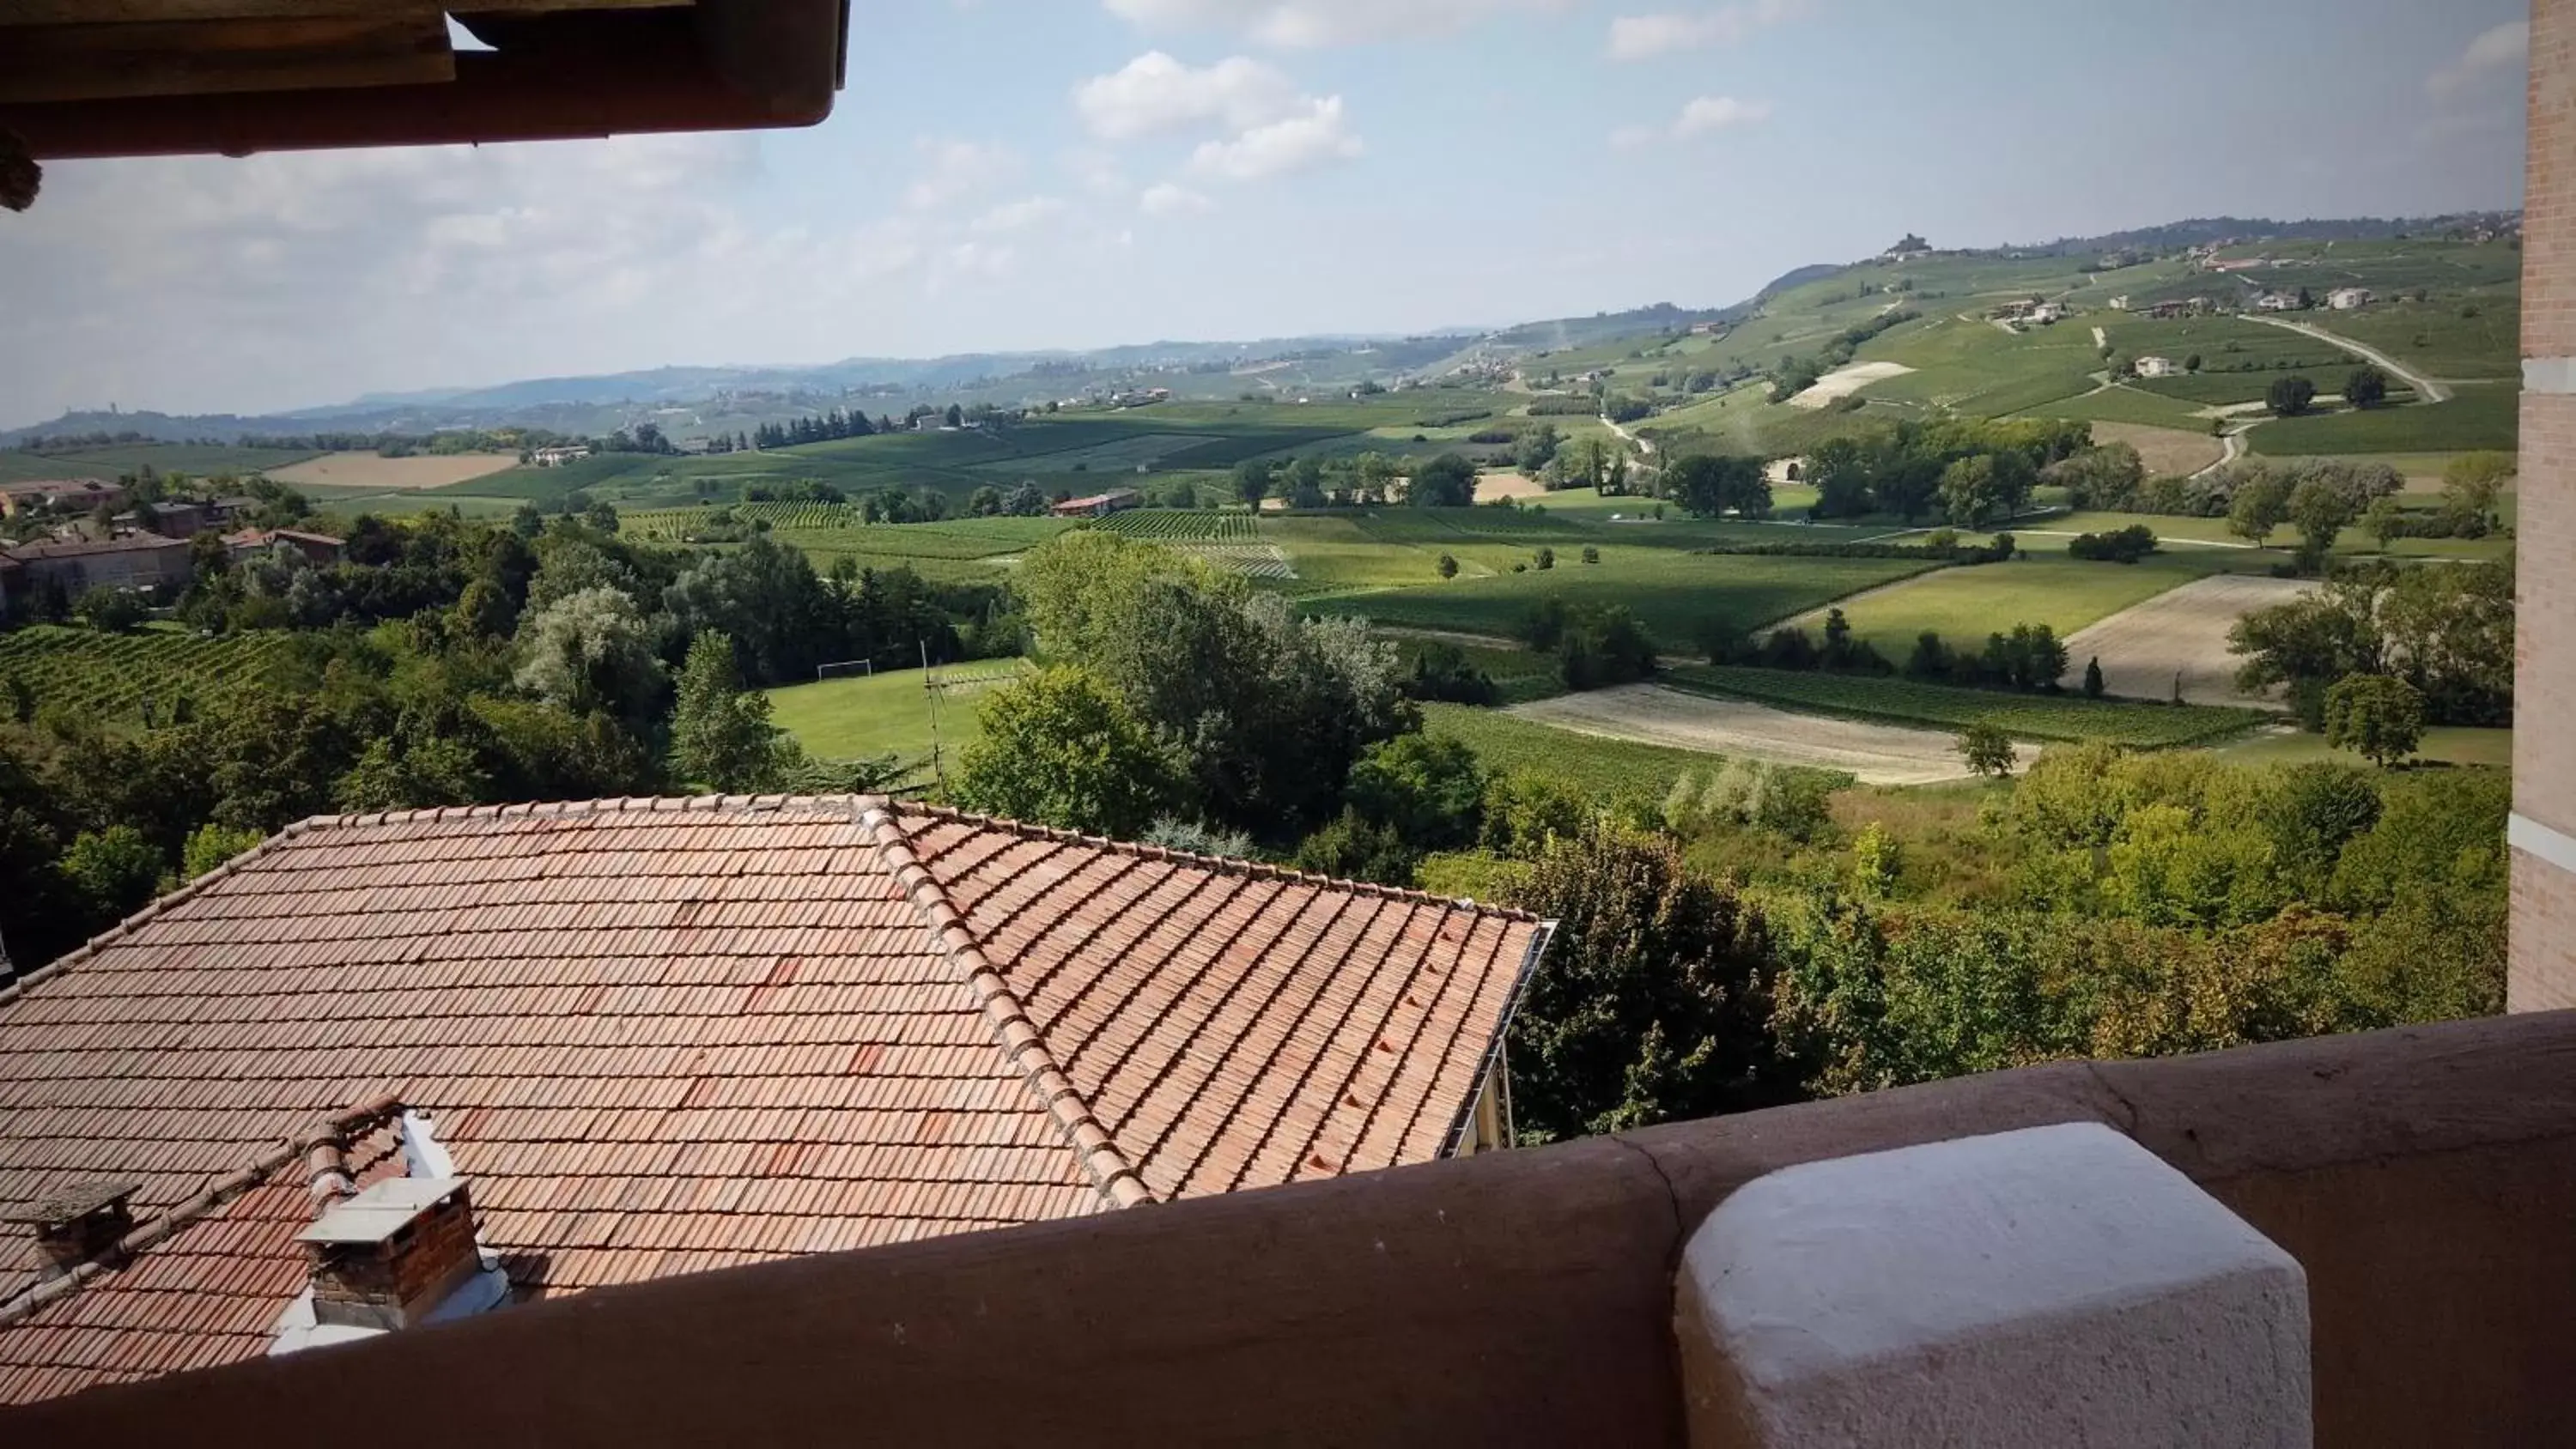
left=0, top=0, right=2534, bottom=426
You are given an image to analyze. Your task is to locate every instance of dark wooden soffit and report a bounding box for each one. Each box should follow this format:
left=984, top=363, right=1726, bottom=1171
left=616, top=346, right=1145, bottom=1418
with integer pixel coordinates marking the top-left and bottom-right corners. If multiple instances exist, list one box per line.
left=0, top=0, right=848, bottom=161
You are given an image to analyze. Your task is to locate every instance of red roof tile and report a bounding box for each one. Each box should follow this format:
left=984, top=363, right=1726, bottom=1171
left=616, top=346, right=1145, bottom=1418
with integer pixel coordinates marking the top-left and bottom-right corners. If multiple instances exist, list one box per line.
left=0, top=797, right=1547, bottom=1404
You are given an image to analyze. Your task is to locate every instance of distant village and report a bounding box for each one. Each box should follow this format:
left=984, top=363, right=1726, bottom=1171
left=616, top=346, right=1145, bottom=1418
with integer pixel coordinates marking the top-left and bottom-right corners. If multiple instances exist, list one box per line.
left=0, top=476, right=342, bottom=616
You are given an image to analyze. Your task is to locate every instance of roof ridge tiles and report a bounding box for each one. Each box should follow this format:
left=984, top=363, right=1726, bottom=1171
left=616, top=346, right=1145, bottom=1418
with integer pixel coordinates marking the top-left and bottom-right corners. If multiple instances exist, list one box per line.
left=894, top=802, right=1542, bottom=923
left=852, top=800, right=1153, bottom=1211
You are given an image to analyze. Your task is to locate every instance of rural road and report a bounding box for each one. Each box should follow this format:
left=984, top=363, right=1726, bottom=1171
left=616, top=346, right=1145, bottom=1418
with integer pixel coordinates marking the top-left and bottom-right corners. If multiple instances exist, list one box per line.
left=1602, top=413, right=1656, bottom=456
left=2190, top=424, right=2250, bottom=481
left=2245, top=315, right=2453, bottom=403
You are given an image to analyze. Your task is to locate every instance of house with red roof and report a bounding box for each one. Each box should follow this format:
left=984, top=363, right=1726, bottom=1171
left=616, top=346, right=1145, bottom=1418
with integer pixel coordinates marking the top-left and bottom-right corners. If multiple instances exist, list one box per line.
left=0, top=795, right=1550, bottom=1404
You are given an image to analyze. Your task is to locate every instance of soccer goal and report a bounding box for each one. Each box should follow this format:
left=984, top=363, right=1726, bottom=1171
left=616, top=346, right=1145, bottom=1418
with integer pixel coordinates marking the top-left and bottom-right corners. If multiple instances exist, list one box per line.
left=816, top=659, right=875, bottom=682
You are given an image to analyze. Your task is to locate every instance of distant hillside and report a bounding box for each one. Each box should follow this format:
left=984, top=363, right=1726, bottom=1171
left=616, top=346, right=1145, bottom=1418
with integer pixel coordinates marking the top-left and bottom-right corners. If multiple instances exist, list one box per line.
left=1996, top=211, right=2521, bottom=258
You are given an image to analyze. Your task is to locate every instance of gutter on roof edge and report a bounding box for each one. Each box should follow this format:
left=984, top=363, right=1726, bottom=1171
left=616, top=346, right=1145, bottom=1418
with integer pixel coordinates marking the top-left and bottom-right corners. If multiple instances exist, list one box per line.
left=1440, top=919, right=1557, bottom=1159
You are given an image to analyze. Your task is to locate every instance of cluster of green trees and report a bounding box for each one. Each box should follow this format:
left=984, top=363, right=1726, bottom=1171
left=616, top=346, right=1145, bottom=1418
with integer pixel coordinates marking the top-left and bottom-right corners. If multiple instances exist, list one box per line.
left=2230, top=555, right=2513, bottom=728
left=0, top=504, right=1015, bottom=967
left=1704, top=609, right=2071, bottom=695
left=1479, top=742, right=2505, bottom=1138
left=1522, top=597, right=1657, bottom=690
left=950, top=532, right=1411, bottom=844
left=2067, top=524, right=2159, bottom=563
left=1804, top=417, right=2092, bottom=523
left=1233, top=452, right=1480, bottom=509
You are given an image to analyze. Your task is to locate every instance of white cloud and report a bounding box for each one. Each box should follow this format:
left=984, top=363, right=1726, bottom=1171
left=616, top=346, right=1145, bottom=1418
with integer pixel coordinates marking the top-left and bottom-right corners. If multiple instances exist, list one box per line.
left=2428, top=21, right=2529, bottom=100
left=1188, top=95, right=1364, bottom=179
left=1611, top=94, right=1771, bottom=147
left=972, top=196, right=1066, bottom=233
left=1140, top=181, right=1217, bottom=215
left=1103, top=0, right=1568, bottom=47
left=903, top=137, right=1021, bottom=211
left=1074, top=51, right=1303, bottom=140
left=1606, top=0, right=1804, bottom=61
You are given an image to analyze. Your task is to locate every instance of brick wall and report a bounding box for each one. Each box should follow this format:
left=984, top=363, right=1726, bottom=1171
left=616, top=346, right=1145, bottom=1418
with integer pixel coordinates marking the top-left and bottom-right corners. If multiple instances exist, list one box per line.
left=2516, top=0, right=2576, bottom=1012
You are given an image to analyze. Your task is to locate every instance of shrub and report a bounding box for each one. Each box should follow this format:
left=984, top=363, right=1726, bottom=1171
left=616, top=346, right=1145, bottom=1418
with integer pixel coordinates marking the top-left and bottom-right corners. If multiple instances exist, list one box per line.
left=2067, top=524, right=2159, bottom=564
left=1581, top=545, right=1601, bottom=565
left=1436, top=552, right=1459, bottom=579
left=1403, top=641, right=1501, bottom=706
left=1959, top=721, right=2016, bottom=778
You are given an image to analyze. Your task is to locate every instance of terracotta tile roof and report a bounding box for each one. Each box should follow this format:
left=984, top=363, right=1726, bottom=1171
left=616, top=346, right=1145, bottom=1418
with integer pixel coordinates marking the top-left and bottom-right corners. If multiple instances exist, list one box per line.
left=0, top=796, right=1548, bottom=1404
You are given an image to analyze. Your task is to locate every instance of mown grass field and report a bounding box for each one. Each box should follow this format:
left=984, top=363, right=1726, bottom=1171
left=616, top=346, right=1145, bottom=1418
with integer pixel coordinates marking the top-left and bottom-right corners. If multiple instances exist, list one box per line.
left=1783, top=553, right=2228, bottom=653
left=1665, top=665, right=2270, bottom=747
left=1304, top=549, right=1940, bottom=647
left=762, top=660, right=1030, bottom=771
left=0, top=625, right=295, bottom=724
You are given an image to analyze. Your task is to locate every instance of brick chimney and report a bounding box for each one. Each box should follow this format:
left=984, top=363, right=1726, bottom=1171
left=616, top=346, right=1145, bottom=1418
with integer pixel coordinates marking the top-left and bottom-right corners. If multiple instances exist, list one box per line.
left=296, top=1178, right=485, bottom=1331
left=6, top=1179, right=140, bottom=1277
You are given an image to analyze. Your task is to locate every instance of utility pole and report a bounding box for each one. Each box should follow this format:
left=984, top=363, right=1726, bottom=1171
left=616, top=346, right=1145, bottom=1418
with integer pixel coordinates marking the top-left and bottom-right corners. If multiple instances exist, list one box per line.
left=922, top=640, right=944, bottom=789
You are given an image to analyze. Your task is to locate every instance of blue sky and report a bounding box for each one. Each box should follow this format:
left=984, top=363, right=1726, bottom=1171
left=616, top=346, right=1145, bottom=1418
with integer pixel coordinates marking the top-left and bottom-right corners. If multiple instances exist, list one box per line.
left=0, top=0, right=2532, bottom=423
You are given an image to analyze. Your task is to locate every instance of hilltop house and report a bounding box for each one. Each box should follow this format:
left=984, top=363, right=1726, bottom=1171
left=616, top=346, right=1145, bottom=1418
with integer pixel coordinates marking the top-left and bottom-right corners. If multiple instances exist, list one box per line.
left=529, top=446, right=592, bottom=468
left=0, top=534, right=193, bottom=602
left=1051, top=488, right=1141, bottom=518
left=0, top=797, right=1549, bottom=1404
left=2328, top=287, right=2374, bottom=310
left=0, top=480, right=125, bottom=518
left=223, top=528, right=345, bottom=567
left=2133, top=355, right=2180, bottom=378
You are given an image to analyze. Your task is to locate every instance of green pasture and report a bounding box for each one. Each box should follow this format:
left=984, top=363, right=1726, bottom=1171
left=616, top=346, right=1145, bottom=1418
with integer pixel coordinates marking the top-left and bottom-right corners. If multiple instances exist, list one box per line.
left=1419, top=701, right=1728, bottom=801
left=2215, top=724, right=2513, bottom=769
left=762, top=660, right=1030, bottom=773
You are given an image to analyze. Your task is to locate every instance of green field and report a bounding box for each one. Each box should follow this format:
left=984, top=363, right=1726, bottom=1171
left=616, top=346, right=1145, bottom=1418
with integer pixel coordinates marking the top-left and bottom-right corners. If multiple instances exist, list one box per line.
left=762, top=661, right=1030, bottom=775
left=1784, top=553, right=2227, bottom=652
left=0, top=626, right=297, bottom=724
left=2215, top=724, right=2513, bottom=768
left=1305, top=550, right=1940, bottom=647
left=2248, top=385, right=2518, bottom=456
left=1666, top=665, right=2269, bottom=747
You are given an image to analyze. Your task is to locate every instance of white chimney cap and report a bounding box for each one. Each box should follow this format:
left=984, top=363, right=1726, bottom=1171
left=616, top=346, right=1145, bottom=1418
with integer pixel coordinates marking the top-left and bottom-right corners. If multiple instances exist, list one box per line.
left=296, top=1177, right=467, bottom=1246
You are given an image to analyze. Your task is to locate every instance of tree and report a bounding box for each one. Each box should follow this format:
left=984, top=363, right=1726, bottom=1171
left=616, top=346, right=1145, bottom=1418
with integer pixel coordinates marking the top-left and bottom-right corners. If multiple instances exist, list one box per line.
left=671, top=632, right=793, bottom=791
left=1534, top=546, right=1555, bottom=571
left=1436, top=553, right=1459, bottom=579
left=2364, top=495, right=2407, bottom=551
left=967, top=485, right=1005, bottom=517
left=2324, top=674, right=2426, bottom=768
left=179, top=822, right=264, bottom=880
left=1504, top=820, right=1797, bottom=1141
left=73, top=588, right=149, bottom=633
left=2287, top=476, right=2358, bottom=573
left=2267, top=375, right=2317, bottom=418
left=1516, top=423, right=1562, bottom=472
left=1667, top=453, right=1770, bottom=518
left=2227, top=470, right=2293, bottom=546
left=2083, top=657, right=2105, bottom=699
left=944, top=403, right=964, bottom=428
left=2343, top=365, right=2389, bottom=410
left=1936, top=451, right=2035, bottom=528
left=1407, top=453, right=1479, bottom=507
left=61, top=825, right=164, bottom=921
left=950, top=665, right=1176, bottom=838
left=2183, top=353, right=2203, bottom=373
left=1232, top=458, right=1276, bottom=508
left=512, top=586, right=667, bottom=724
left=1345, top=733, right=1485, bottom=852
left=2441, top=452, right=2512, bottom=530
left=1959, top=720, right=2016, bottom=778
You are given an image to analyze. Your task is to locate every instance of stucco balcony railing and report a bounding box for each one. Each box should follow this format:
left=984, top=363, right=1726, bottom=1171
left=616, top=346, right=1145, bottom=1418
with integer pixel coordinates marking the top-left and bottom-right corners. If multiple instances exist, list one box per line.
left=4, top=1010, right=2572, bottom=1447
